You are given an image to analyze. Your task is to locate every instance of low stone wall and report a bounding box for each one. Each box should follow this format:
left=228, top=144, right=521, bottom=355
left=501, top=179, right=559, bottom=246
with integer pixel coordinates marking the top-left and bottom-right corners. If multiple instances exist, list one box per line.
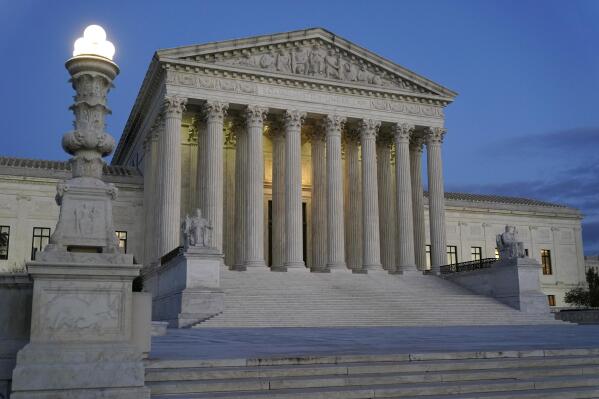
left=0, top=273, right=32, bottom=399
left=442, top=257, right=550, bottom=315
left=555, top=309, right=599, bottom=324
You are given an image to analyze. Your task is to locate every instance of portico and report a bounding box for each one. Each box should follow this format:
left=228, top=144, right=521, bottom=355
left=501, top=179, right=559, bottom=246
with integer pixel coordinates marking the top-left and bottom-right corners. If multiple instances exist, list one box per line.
left=116, top=28, right=457, bottom=275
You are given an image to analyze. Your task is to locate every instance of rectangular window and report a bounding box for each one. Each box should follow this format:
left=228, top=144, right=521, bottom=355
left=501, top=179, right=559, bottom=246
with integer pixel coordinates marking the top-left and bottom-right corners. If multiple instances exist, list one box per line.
left=425, top=245, right=431, bottom=269
left=31, top=227, right=51, bottom=260
left=547, top=295, right=556, bottom=307
left=0, top=226, right=10, bottom=260
left=115, top=231, right=128, bottom=253
left=525, top=248, right=529, bottom=257
left=471, top=246, right=482, bottom=261
left=541, top=249, right=552, bottom=275
left=447, top=245, right=458, bottom=265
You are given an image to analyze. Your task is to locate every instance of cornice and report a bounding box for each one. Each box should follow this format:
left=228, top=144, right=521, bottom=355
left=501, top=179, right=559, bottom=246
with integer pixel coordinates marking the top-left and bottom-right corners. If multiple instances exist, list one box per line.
left=161, top=57, right=452, bottom=106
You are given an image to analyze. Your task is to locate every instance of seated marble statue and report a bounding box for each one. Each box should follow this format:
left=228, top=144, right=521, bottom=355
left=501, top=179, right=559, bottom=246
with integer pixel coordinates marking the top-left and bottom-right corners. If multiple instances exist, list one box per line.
left=496, top=225, right=526, bottom=259
left=181, top=208, right=213, bottom=249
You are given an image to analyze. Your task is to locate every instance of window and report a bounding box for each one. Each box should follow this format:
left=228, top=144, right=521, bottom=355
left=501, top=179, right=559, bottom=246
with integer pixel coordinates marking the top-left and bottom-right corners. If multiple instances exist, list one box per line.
left=525, top=248, right=529, bottom=257
left=425, top=245, right=431, bottom=269
left=494, top=248, right=500, bottom=259
left=31, top=227, right=51, bottom=260
left=447, top=245, right=458, bottom=265
left=471, top=246, right=482, bottom=261
left=547, top=295, right=556, bottom=307
left=541, top=249, right=552, bottom=275
left=115, top=231, right=128, bottom=253
left=0, top=226, right=9, bottom=260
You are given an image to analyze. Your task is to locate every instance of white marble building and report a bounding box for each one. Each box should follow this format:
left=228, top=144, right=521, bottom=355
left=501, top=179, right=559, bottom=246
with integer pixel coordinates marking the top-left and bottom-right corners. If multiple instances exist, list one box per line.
left=0, top=29, right=586, bottom=307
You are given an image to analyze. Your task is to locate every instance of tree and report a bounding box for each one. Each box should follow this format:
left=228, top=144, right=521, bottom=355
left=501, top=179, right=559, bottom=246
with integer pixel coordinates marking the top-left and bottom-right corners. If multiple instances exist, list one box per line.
left=565, top=268, right=599, bottom=307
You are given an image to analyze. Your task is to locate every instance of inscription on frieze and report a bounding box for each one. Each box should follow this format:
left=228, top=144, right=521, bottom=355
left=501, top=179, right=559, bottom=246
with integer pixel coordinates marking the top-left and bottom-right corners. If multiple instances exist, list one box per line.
left=169, top=71, right=443, bottom=119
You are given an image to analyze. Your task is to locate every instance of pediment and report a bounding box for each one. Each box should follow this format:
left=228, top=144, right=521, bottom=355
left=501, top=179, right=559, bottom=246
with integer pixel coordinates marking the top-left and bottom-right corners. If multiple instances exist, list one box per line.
left=157, top=28, right=456, bottom=100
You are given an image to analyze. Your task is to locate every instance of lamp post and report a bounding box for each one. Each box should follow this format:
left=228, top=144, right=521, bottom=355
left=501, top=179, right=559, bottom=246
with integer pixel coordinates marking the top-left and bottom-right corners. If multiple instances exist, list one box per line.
left=10, top=25, right=149, bottom=399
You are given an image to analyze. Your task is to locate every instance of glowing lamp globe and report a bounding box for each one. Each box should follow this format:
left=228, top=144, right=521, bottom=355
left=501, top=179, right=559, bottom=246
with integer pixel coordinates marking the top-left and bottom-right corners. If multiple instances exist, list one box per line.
left=73, top=24, right=116, bottom=60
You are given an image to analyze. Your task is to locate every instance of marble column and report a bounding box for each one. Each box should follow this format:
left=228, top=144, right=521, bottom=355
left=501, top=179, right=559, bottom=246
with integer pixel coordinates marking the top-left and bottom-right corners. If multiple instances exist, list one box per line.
left=410, top=135, right=427, bottom=270
left=344, top=129, right=362, bottom=270
left=244, top=105, right=269, bottom=268
left=309, top=123, right=327, bottom=271
left=223, top=122, right=236, bottom=266
left=425, top=127, right=447, bottom=274
left=283, top=110, right=306, bottom=269
left=360, top=119, right=382, bottom=271
left=200, top=101, right=228, bottom=252
left=376, top=134, right=396, bottom=271
left=142, top=123, right=159, bottom=266
left=268, top=119, right=286, bottom=270
left=394, top=123, right=417, bottom=273
left=157, top=95, right=186, bottom=257
left=325, top=115, right=347, bottom=271
left=233, top=118, right=247, bottom=270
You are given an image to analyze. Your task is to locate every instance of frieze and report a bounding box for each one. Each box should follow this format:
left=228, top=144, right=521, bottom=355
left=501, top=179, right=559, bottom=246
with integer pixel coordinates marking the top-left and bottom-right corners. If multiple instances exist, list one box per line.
left=168, top=70, right=444, bottom=120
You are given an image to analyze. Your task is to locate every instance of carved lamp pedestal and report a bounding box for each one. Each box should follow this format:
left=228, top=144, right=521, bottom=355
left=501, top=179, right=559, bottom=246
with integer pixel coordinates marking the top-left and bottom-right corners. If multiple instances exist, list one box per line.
left=11, top=27, right=149, bottom=399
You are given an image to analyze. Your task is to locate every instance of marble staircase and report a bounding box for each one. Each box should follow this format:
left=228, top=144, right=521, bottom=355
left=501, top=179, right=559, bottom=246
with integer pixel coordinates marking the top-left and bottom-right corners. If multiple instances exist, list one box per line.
left=147, top=349, right=599, bottom=398
left=194, top=267, right=559, bottom=328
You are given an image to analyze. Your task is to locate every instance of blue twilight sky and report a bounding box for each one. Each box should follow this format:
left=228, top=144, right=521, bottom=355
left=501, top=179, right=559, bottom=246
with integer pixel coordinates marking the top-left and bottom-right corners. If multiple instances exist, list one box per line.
left=1, top=0, right=598, bottom=254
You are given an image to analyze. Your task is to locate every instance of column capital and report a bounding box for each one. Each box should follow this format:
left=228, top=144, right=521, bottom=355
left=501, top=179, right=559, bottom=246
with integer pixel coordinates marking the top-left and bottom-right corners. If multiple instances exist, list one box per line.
left=201, top=100, right=229, bottom=122
left=162, top=95, right=187, bottom=117
left=265, top=117, right=285, bottom=141
left=424, top=126, right=446, bottom=145
left=409, top=135, right=425, bottom=153
left=304, top=120, right=326, bottom=143
left=284, top=109, right=307, bottom=131
left=324, top=115, right=346, bottom=137
left=359, top=119, right=381, bottom=140
left=245, top=104, right=268, bottom=127
left=393, top=123, right=415, bottom=144
left=377, top=128, right=394, bottom=148
left=343, top=126, right=361, bottom=145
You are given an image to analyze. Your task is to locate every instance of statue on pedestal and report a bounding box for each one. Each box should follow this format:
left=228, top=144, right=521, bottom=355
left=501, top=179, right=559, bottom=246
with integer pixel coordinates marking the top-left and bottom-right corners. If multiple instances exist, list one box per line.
left=182, top=208, right=213, bottom=249
left=496, top=225, right=526, bottom=259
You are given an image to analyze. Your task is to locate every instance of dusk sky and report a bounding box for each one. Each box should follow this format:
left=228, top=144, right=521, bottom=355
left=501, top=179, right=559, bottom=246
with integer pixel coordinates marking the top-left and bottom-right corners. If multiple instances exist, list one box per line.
left=1, top=0, right=598, bottom=254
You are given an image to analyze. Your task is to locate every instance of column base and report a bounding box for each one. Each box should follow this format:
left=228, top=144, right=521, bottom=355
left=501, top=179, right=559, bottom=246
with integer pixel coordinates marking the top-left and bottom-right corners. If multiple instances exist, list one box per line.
left=363, top=263, right=383, bottom=271
left=244, top=260, right=268, bottom=269
left=284, top=261, right=306, bottom=269
left=327, top=262, right=348, bottom=272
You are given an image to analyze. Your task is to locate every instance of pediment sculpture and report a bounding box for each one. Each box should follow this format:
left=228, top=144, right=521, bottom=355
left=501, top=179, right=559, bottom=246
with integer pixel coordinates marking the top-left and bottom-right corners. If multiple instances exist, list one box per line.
left=207, top=42, right=433, bottom=94
left=496, top=225, right=526, bottom=259
left=181, top=208, right=213, bottom=249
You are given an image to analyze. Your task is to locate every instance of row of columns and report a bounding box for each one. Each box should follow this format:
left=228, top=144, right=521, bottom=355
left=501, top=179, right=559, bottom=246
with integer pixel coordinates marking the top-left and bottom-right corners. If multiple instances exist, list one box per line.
left=146, top=95, right=448, bottom=274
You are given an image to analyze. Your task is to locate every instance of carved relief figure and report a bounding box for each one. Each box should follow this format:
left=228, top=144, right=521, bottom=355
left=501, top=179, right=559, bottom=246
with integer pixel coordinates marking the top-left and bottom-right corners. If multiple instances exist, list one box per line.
left=259, top=53, right=275, bottom=70
left=342, top=61, right=358, bottom=82
left=324, top=49, right=340, bottom=79
left=275, top=50, right=291, bottom=73
left=496, top=225, right=526, bottom=259
left=292, top=48, right=308, bottom=74
left=308, top=45, right=325, bottom=77
left=357, top=64, right=371, bottom=84
left=182, top=208, right=213, bottom=249
left=74, top=203, right=97, bottom=236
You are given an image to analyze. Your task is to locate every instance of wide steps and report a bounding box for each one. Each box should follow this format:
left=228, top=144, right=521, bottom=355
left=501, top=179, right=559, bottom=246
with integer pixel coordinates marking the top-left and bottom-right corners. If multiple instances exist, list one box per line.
left=196, top=269, right=559, bottom=328
left=147, top=350, right=599, bottom=398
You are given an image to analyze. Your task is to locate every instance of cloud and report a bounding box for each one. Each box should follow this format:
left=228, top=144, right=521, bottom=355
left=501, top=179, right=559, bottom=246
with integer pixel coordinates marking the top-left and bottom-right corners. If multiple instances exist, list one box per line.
left=447, top=155, right=599, bottom=255
left=496, top=126, right=599, bottom=153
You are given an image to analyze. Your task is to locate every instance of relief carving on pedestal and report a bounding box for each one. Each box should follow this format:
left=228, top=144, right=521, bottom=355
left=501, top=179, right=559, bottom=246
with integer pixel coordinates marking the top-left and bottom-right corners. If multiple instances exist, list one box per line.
left=182, top=208, right=214, bottom=249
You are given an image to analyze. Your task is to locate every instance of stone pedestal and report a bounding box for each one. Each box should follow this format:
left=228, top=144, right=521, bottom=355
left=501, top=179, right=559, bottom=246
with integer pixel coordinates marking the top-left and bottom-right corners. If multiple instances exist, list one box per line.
left=442, top=257, right=550, bottom=316
left=11, top=252, right=149, bottom=399
left=148, top=247, right=224, bottom=328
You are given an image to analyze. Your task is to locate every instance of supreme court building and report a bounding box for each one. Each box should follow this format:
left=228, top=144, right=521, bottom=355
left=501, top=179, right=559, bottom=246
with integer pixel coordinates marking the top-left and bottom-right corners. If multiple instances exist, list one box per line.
left=0, top=28, right=586, bottom=307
